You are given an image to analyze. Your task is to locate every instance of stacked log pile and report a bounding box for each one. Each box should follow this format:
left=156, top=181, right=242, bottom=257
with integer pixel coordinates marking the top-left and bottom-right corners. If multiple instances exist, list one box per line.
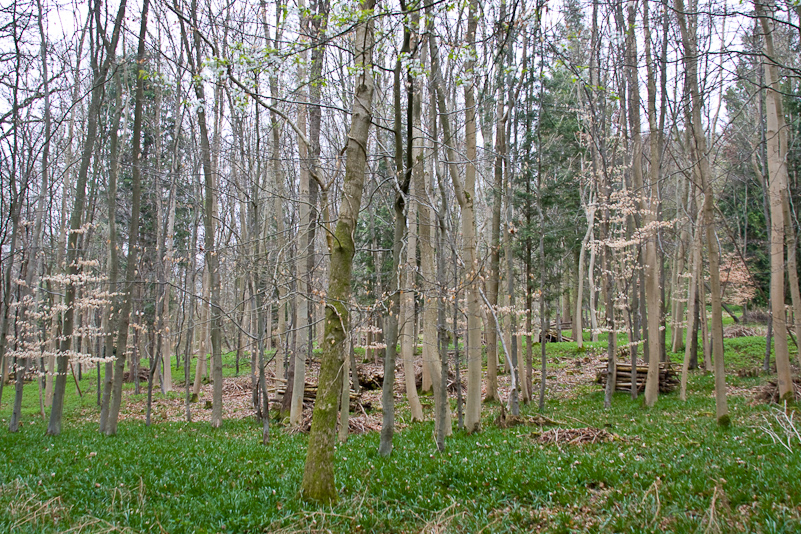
left=414, top=364, right=465, bottom=393
left=595, top=362, right=678, bottom=393
left=355, top=366, right=383, bottom=390
left=723, top=325, right=763, bottom=338
left=269, top=377, right=360, bottom=404
left=539, top=330, right=574, bottom=343
left=123, top=368, right=150, bottom=382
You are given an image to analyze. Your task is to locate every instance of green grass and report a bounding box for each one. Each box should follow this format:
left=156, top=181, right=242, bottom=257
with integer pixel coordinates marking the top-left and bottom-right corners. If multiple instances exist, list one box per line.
left=0, top=334, right=799, bottom=533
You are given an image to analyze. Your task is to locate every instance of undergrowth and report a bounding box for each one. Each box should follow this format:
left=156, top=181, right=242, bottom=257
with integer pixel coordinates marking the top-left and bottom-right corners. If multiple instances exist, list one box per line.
left=0, top=332, right=799, bottom=533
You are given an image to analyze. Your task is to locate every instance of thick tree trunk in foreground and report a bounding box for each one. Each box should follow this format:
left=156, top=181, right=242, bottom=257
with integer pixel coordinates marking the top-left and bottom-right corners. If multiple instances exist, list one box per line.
left=301, top=0, right=375, bottom=502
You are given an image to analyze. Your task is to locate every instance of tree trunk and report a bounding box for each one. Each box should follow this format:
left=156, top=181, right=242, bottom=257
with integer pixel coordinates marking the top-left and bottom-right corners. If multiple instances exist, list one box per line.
left=290, top=1, right=313, bottom=426
left=301, top=0, right=375, bottom=503
left=80, top=0, right=130, bottom=437
left=680, top=217, right=702, bottom=400
left=486, top=31, right=506, bottom=400
left=676, top=0, right=728, bottom=424
left=504, top=143, right=522, bottom=409
left=671, top=178, right=691, bottom=353
left=576, top=204, right=595, bottom=350
left=401, top=181, right=423, bottom=421
left=417, top=145, right=451, bottom=437
left=10, top=0, right=51, bottom=431
left=428, top=0, right=482, bottom=432
left=785, top=196, right=801, bottom=368
left=379, top=12, right=414, bottom=455
left=758, top=0, right=793, bottom=399
left=160, top=68, right=183, bottom=395
left=193, top=268, right=210, bottom=399
left=339, top=336, right=350, bottom=443
left=642, top=0, right=663, bottom=408
left=98, top=69, right=124, bottom=431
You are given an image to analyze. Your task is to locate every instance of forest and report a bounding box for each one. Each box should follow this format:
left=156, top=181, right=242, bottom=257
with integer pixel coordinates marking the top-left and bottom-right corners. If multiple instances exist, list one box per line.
left=0, top=0, right=800, bottom=530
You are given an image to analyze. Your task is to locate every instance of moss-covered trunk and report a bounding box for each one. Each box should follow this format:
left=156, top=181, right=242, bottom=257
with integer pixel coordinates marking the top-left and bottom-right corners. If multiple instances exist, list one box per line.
left=301, top=0, right=375, bottom=503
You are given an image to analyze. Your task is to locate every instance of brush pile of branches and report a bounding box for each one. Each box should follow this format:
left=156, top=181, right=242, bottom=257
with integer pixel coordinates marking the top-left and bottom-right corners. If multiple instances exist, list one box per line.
left=533, top=427, right=621, bottom=445
left=755, top=378, right=801, bottom=404
left=723, top=325, right=763, bottom=338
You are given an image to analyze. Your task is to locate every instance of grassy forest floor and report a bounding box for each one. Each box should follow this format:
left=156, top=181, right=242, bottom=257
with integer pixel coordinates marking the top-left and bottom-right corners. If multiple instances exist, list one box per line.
left=1, top=320, right=800, bottom=533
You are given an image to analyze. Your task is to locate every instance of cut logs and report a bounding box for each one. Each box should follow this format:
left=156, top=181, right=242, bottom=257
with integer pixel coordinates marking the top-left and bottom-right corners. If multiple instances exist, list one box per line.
left=595, top=362, right=679, bottom=394
left=269, top=377, right=360, bottom=404
left=123, top=368, right=150, bottom=383
left=414, top=363, right=465, bottom=393
left=355, top=365, right=383, bottom=390
left=539, top=330, right=574, bottom=343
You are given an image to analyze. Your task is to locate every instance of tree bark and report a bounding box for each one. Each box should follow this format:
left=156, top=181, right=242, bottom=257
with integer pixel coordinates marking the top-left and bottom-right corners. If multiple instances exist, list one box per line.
left=576, top=204, right=595, bottom=350
left=486, top=14, right=507, bottom=400
left=301, top=0, right=375, bottom=502
left=676, top=0, right=728, bottom=424
left=642, top=0, right=663, bottom=408
left=10, top=0, right=51, bottom=432
left=400, top=180, right=423, bottom=421
left=192, top=269, right=210, bottom=399
left=290, top=0, right=313, bottom=426
left=428, top=0, right=482, bottom=432
left=757, top=0, right=793, bottom=399
left=71, top=0, right=128, bottom=437
left=680, top=215, right=702, bottom=400
left=379, top=10, right=414, bottom=455
left=98, top=69, right=124, bottom=432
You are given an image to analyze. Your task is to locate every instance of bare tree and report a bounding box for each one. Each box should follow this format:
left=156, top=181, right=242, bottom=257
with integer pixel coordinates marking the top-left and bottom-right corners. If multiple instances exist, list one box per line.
left=51, top=0, right=127, bottom=436
left=301, top=0, right=376, bottom=503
